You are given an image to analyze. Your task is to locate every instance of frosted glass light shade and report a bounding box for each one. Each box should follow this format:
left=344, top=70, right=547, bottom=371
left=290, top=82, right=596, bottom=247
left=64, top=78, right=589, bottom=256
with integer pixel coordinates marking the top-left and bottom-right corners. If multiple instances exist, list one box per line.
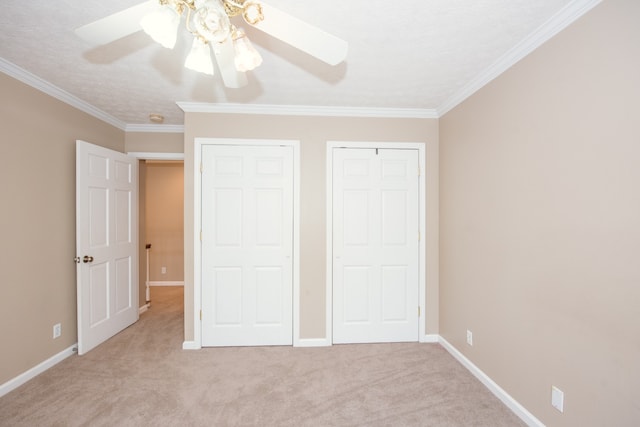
left=233, top=29, right=262, bottom=72
left=185, top=38, right=214, bottom=75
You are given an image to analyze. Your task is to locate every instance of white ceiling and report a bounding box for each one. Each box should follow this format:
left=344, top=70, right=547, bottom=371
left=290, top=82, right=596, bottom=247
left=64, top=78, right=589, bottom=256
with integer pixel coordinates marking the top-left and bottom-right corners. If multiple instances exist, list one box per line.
left=0, top=0, right=599, bottom=128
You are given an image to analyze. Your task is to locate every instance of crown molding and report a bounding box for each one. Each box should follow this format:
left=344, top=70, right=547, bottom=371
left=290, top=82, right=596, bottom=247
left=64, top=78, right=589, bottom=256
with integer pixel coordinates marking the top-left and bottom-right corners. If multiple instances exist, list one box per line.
left=436, top=0, right=602, bottom=117
left=0, top=57, right=127, bottom=130
left=177, top=102, right=438, bottom=119
left=125, top=124, right=185, bottom=133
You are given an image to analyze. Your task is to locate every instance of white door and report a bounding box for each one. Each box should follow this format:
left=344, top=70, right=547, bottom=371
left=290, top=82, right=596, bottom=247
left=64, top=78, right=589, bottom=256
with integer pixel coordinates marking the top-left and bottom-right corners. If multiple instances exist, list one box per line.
left=332, top=148, right=419, bottom=344
left=201, top=145, right=293, bottom=346
left=76, top=140, right=138, bottom=355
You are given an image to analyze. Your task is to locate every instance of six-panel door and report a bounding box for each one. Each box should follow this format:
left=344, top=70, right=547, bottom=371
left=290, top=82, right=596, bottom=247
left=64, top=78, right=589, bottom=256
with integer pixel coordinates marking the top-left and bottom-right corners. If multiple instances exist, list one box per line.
left=332, top=148, right=419, bottom=343
left=201, top=145, right=294, bottom=346
left=76, top=140, right=138, bottom=355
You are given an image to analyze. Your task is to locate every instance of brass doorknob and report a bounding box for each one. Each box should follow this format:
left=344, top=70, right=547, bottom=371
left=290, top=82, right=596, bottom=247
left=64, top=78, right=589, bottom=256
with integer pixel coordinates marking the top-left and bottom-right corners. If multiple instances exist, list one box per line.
left=83, top=255, right=94, bottom=263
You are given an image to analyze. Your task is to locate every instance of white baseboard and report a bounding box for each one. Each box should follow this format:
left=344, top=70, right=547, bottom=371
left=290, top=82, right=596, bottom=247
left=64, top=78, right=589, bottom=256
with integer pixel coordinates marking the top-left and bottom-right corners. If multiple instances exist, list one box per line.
left=149, top=281, right=184, bottom=287
left=139, top=303, right=150, bottom=314
left=0, top=344, right=76, bottom=398
left=294, top=336, right=438, bottom=347
left=438, top=337, right=544, bottom=427
left=295, top=337, right=331, bottom=347
left=182, top=341, right=201, bottom=350
left=421, top=334, right=440, bottom=343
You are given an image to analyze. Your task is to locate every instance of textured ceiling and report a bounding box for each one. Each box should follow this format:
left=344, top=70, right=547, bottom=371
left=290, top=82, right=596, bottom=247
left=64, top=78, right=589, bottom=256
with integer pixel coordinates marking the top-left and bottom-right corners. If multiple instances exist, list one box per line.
left=0, top=0, right=594, bottom=127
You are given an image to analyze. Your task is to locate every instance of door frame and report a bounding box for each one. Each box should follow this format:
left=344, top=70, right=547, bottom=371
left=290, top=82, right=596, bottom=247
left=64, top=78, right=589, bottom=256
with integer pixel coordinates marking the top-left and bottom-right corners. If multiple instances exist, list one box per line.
left=326, top=141, right=427, bottom=345
left=193, top=138, right=301, bottom=348
left=127, top=151, right=185, bottom=314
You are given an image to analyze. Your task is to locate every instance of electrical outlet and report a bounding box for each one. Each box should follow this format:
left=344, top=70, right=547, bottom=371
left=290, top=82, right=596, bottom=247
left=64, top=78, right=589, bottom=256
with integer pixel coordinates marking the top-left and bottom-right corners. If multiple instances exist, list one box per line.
left=466, top=329, right=473, bottom=346
left=551, top=386, right=564, bottom=413
left=53, top=323, right=61, bottom=339
left=161, top=266, right=166, bottom=274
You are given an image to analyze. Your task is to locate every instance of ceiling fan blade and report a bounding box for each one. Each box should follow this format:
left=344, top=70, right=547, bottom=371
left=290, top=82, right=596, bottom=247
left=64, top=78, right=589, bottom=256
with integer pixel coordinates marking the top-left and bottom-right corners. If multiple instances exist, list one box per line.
left=248, top=2, right=348, bottom=66
left=213, top=38, right=248, bottom=88
left=75, top=1, right=156, bottom=46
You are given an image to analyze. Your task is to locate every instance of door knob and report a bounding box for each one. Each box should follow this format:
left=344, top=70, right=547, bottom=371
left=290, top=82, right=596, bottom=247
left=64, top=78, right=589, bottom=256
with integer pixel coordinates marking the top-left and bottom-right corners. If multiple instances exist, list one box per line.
left=83, top=255, right=94, bottom=263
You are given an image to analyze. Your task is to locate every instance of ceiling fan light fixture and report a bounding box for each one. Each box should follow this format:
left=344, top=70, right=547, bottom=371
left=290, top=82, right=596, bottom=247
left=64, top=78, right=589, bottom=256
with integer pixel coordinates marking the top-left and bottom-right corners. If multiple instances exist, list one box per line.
left=242, top=2, right=264, bottom=25
left=77, top=0, right=349, bottom=89
left=140, top=4, right=181, bottom=49
left=185, top=37, right=215, bottom=75
left=233, top=28, right=262, bottom=72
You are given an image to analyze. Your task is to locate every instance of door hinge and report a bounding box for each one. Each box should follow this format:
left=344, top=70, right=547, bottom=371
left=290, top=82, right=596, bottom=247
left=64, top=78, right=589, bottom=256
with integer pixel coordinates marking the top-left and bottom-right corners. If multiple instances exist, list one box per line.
left=418, top=230, right=421, bottom=242
left=200, top=230, right=203, bottom=242
left=200, top=162, right=203, bottom=173
left=200, top=310, right=202, bottom=321
left=418, top=165, right=421, bottom=176
left=418, top=306, right=421, bottom=317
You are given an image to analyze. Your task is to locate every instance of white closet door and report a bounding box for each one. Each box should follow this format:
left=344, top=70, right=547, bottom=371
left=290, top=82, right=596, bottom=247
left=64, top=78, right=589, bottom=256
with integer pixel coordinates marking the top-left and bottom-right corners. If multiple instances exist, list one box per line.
left=333, top=148, right=419, bottom=343
left=201, top=145, right=293, bottom=346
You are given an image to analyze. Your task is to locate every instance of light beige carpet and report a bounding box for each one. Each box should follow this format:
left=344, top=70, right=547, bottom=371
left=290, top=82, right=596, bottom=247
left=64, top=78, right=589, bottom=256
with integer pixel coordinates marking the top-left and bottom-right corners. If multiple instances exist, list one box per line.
left=0, top=287, right=525, bottom=426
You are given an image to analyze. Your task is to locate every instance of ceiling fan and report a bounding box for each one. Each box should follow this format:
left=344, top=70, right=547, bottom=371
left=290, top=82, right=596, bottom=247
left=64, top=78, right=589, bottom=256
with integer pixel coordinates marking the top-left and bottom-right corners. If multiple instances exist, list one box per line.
left=75, top=0, right=349, bottom=88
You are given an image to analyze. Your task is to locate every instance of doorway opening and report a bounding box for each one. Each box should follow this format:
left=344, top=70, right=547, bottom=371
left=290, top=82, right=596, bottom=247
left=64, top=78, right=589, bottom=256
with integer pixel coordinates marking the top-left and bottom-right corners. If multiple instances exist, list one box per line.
left=130, top=153, right=185, bottom=318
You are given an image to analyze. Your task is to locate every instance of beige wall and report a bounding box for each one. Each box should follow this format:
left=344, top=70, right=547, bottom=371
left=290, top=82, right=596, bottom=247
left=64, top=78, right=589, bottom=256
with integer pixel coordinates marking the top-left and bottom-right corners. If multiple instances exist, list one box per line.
left=439, top=0, right=640, bottom=425
left=145, top=161, right=184, bottom=282
left=125, top=131, right=184, bottom=154
left=183, top=114, right=439, bottom=341
left=0, top=73, right=124, bottom=385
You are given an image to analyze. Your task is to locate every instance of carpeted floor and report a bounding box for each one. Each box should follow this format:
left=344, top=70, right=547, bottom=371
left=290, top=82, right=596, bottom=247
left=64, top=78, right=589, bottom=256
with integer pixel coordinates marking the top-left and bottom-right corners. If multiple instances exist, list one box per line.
left=0, top=287, right=525, bottom=426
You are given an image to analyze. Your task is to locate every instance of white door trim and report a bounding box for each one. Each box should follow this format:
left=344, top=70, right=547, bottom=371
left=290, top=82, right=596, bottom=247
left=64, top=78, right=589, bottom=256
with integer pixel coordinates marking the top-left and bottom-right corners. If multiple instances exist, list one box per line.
left=193, top=138, right=301, bottom=348
left=326, top=141, right=427, bottom=345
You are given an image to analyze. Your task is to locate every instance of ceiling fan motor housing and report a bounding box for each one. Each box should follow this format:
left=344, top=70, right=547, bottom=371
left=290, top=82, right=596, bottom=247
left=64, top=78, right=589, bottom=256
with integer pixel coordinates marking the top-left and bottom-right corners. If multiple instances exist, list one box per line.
left=193, top=0, right=232, bottom=43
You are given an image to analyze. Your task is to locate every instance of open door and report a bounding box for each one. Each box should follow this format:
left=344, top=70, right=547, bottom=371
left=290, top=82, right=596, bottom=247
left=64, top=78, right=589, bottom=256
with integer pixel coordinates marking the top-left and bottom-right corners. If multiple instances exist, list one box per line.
left=76, top=140, right=138, bottom=355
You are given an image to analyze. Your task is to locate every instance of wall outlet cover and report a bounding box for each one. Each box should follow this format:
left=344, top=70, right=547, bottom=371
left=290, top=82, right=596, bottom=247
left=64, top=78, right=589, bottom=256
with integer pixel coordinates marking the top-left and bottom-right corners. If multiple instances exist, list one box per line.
left=53, top=323, right=61, bottom=339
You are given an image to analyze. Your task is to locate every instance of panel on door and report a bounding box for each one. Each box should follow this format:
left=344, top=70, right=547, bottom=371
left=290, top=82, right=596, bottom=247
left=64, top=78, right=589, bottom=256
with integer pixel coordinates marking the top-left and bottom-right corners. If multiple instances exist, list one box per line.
left=201, top=145, right=293, bottom=346
left=76, top=140, right=138, bottom=355
left=333, top=148, right=419, bottom=344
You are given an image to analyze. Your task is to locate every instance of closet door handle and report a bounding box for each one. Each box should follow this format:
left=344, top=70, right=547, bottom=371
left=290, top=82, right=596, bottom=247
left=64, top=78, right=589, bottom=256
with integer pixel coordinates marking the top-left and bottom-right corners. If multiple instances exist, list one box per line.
left=83, top=255, right=94, bottom=263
